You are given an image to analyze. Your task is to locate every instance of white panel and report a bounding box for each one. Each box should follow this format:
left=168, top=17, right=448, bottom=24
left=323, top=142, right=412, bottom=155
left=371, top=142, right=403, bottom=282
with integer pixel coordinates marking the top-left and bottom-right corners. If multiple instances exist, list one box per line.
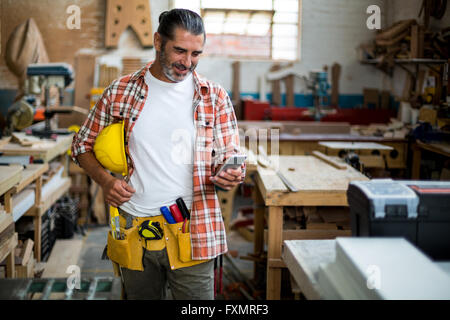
left=173, top=0, right=201, bottom=12
left=202, top=0, right=272, bottom=10
left=274, top=0, right=299, bottom=12
left=272, top=24, right=298, bottom=37
left=273, top=12, right=298, bottom=23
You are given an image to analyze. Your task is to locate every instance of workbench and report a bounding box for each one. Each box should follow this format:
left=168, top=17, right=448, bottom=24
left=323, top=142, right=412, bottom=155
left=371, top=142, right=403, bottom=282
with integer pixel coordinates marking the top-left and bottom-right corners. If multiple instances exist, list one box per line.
left=238, top=121, right=407, bottom=169
left=0, top=165, right=24, bottom=278
left=252, top=155, right=368, bottom=299
left=319, top=141, right=394, bottom=169
left=411, top=140, right=450, bottom=179
left=0, top=134, right=74, bottom=163
left=0, top=134, right=74, bottom=263
left=283, top=240, right=450, bottom=300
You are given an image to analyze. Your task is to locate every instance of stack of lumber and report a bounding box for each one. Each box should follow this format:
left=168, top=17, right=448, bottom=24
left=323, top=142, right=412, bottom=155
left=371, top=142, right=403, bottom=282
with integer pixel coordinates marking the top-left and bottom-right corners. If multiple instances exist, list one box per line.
left=359, top=18, right=449, bottom=71
left=352, top=118, right=411, bottom=138
left=0, top=212, right=17, bottom=278
left=0, top=238, right=35, bottom=278
left=98, top=64, right=119, bottom=88
left=122, top=57, right=145, bottom=76
left=317, top=238, right=450, bottom=299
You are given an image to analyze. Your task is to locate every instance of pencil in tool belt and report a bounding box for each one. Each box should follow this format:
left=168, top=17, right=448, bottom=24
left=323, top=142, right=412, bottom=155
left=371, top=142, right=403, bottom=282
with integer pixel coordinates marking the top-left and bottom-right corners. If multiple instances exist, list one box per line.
left=182, top=218, right=189, bottom=233
left=175, top=197, right=190, bottom=219
left=160, top=206, right=176, bottom=224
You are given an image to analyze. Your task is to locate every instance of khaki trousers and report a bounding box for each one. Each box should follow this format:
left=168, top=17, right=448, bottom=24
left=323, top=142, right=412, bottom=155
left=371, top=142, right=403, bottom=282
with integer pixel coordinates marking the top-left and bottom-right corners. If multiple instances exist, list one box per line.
left=120, top=247, right=214, bottom=300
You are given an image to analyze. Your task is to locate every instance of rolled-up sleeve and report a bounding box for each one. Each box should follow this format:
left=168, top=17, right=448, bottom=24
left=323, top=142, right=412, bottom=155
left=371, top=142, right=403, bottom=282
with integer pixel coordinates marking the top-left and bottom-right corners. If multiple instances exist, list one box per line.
left=212, top=88, right=246, bottom=180
left=71, top=85, right=114, bottom=165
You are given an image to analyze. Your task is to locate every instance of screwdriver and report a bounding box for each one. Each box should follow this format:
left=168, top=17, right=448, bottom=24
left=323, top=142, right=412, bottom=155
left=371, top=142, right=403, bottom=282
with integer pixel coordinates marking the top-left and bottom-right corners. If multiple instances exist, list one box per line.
left=175, top=197, right=190, bottom=219
left=169, top=204, right=184, bottom=223
left=160, top=206, right=176, bottom=224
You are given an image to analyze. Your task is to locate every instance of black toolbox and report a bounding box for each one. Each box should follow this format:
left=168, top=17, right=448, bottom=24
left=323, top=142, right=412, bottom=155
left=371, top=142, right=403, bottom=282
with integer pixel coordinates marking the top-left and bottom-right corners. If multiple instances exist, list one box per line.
left=348, top=179, right=450, bottom=260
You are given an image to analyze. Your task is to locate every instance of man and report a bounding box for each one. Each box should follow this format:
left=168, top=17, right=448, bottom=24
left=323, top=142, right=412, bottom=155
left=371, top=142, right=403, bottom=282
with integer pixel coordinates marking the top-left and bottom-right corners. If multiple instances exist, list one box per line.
left=71, top=9, right=244, bottom=300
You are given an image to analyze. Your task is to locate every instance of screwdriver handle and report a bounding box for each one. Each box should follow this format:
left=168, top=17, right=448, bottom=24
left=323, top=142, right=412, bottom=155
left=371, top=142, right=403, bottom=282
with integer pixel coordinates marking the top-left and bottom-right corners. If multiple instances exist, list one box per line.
left=169, top=204, right=184, bottom=223
left=176, top=197, right=190, bottom=219
left=160, top=206, right=176, bottom=224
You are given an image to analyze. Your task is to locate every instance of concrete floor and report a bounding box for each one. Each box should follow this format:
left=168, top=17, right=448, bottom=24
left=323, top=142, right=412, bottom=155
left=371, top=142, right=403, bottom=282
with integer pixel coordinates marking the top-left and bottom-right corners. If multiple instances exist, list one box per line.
left=75, top=192, right=256, bottom=299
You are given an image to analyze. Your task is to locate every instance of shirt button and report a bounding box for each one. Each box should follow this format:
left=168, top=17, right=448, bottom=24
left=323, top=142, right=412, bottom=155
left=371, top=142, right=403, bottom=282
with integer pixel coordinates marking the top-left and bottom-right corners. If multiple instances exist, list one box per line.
left=205, top=121, right=210, bottom=125
left=166, top=237, right=169, bottom=241
left=140, top=95, right=145, bottom=100
left=171, top=266, right=174, bottom=269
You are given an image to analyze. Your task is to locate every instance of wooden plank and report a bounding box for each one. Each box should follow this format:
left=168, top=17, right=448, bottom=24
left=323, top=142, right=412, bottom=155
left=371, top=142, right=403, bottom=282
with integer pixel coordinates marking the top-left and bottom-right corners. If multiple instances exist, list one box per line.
left=268, top=258, right=286, bottom=268
left=4, top=190, right=13, bottom=214
left=0, top=232, right=18, bottom=268
left=0, top=223, right=14, bottom=247
left=319, top=141, right=393, bottom=150
left=19, top=239, right=34, bottom=267
left=285, top=74, right=295, bottom=107
left=25, top=178, right=72, bottom=216
left=0, top=212, right=14, bottom=234
left=270, top=64, right=282, bottom=106
left=232, top=61, right=241, bottom=119
left=312, top=151, right=347, bottom=170
left=256, top=156, right=368, bottom=206
left=105, top=0, right=153, bottom=47
left=252, top=184, right=266, bottom=281
left=266, top=206, right=283, bottom=300
left=0, top=165, right=23, bottom=197
left=41, top=239, right=83, bottom=278
left=12, top=164, right=48, bottom=194
left=0, top=134, right=73, bottom=162
left=16, top=257, right=35, bottom=278
left=34, top=215, right=41, bottom=263
left=264, top=229, right=351, bottom=243
left=331, top=63, right=341, bottom=106
left=37, top=178, right=71, bottom=216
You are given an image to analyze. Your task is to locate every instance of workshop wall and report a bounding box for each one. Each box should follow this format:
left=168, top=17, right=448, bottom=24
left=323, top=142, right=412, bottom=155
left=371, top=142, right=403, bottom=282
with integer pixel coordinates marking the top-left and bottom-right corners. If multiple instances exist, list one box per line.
left=1, top=0, right=396, bottom=110
left=385, top=0, right=450, bottom=99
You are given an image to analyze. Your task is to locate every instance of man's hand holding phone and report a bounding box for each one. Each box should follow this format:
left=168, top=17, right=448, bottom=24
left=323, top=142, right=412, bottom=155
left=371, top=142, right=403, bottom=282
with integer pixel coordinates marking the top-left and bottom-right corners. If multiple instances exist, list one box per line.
left=209, top=155, right=246, bottom=191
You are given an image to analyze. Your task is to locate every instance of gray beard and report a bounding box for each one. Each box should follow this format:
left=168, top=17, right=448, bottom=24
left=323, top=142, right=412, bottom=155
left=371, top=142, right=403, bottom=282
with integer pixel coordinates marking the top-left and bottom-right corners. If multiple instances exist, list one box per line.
left=159, top=47, right=195, bottom=83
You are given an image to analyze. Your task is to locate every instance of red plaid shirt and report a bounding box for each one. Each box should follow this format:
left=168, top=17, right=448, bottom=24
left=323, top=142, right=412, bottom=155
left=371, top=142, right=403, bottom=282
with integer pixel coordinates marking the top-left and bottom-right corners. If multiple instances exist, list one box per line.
left=72, top=62, right=244, bottom=260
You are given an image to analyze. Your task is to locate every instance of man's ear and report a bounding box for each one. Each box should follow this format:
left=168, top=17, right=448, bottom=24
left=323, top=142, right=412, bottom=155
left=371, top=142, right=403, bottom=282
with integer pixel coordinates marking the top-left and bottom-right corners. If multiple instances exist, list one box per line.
left=154, top=32, right=161, bottom=52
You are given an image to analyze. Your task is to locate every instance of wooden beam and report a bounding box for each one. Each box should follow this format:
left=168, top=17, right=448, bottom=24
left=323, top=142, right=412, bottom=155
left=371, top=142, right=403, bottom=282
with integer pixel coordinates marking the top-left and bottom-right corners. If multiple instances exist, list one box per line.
left=264, top=229, right=352, bottom=243
left=266, top=206, right=283, bottom=300
left=285, top=74, right=295, bottom=107
left=312, top=151, right=347, bottom=170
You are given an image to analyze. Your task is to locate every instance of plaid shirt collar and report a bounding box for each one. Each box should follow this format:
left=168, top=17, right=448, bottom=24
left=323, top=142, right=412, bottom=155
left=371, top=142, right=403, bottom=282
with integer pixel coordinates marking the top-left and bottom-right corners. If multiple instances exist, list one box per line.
left=130, top=61, right=210, bottom=94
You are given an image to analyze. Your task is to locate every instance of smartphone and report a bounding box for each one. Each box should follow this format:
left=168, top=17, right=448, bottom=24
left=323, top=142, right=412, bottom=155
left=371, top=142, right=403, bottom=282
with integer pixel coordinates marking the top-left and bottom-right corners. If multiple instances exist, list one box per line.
left=215, top=154, right=247, bottom=177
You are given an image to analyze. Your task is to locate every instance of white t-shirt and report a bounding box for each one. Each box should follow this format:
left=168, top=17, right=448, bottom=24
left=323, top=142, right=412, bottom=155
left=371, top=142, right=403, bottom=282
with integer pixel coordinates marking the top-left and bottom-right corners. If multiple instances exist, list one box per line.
left=120, top=70, right=195, bottom=217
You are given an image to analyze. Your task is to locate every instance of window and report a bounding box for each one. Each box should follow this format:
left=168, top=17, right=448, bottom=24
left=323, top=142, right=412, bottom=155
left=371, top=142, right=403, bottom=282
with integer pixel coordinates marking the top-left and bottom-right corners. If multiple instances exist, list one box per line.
left=171, top=0, right=301, bottom=61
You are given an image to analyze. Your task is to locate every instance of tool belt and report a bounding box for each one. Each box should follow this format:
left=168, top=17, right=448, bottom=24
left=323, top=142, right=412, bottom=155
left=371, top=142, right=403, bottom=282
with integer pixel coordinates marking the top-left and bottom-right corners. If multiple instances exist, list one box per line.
left=106, top=208, right=207, bottom=271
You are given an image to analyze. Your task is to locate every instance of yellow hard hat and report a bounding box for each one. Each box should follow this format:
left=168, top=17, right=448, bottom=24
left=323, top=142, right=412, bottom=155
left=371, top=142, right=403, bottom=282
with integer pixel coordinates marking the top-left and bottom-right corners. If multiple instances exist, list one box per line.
left=93, top=122, right=128, bottom=175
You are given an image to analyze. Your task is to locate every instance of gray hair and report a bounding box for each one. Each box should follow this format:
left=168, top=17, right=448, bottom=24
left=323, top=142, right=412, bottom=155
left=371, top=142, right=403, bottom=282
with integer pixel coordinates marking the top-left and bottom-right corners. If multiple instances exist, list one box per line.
left=157, top=9, right=205, bottom=43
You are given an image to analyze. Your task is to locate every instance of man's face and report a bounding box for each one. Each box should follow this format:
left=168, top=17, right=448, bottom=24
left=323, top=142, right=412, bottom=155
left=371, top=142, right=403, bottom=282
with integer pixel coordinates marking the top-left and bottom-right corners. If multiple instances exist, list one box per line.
left=156, top=28, right=204, bottom=83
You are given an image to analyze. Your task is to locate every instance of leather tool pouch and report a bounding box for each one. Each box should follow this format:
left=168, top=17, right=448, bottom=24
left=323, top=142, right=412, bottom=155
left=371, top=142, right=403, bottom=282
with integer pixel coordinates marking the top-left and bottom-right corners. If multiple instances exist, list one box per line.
left=107, top=225, right=144, bottom=271
left=167, top=222, right=193, bottom=263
